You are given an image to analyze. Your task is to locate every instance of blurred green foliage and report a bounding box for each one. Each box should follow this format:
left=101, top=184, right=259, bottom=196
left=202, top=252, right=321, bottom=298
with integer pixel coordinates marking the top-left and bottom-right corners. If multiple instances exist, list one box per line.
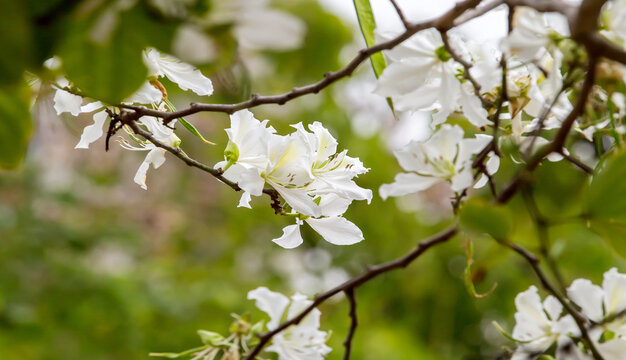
left=1, top=0, right=625, bottom=359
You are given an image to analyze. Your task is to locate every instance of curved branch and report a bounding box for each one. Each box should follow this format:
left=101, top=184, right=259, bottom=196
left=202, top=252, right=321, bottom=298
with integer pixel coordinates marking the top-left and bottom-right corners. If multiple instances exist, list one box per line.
left=120, top=0, right=484, bottom=123
left=244, top=225, right=459, bottom=360
left=342, top=288, right=358, bottom=360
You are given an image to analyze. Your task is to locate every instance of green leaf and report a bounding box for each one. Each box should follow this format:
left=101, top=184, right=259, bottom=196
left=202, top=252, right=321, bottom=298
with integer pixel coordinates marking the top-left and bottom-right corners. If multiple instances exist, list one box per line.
left=460, top=198, right=513, bottom=240
left=149, top=346, right=208, bottom=359
left=178, top=117, right=215, bottom=145
left=0, top=85, right=33, bottom=169
left=352, top=0, right=386, bottom=78
left=59, top=6, right=177, bottom=104
left=585, top=150, right=626, bottom=220
left=352, top=0, right=394, bottom=114
left=584, top=150, right=626, bottom=258
left=462, top=240, right=497, bottom=299
left=197, top=330, right=224, bottom=345
left=164, top=99, right=215, bottom=145
left=0, top=0, right=32, bottom=86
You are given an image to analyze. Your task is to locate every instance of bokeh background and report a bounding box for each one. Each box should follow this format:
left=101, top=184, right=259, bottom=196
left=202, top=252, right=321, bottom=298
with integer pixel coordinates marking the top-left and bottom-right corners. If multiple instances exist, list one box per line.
left=1, top=0, right=624, bottom=359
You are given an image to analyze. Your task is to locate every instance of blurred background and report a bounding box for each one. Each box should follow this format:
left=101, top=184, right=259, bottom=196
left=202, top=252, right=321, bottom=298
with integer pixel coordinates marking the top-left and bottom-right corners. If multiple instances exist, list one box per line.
left=1, top=0, right=624, bottom=359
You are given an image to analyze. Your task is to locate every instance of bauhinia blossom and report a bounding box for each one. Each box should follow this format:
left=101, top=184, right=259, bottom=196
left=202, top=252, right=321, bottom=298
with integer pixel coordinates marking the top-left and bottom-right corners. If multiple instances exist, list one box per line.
left=216, top=110, right=372, bottom=248
left=505, top=269, right=626, bottom=360
left=247, top=287, right=331, bottom=360
left=510, top=286, right=582, bottom=360
left=53, top=48, right=213, bottom=189
left=119, top=116, right=181, bottom=190
left=375, top=29, right=491, bottom=128
left=379, top=124, right=498, bottom=200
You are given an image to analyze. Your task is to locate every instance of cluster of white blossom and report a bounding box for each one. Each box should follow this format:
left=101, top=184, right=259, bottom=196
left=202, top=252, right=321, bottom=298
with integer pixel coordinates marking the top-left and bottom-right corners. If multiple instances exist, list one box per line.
left=53, top=48, right=214, bottom=190
left=216, top=110, right=372, bottom=248
left=374, top=4, right=626, bottom=201
left=248, top=287, right=331, bottom=360
left=509, top=268, right=626, bottom=359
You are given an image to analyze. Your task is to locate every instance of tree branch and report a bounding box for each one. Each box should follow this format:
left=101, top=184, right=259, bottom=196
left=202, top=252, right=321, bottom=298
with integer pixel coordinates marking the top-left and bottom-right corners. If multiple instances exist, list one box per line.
left=388, top=0, right=411, bottom=28
left=343, top=288, right=358, bottom=360
left=119, top=0, right=484, bottom=123
left=244, top=225, right=459, bottom=360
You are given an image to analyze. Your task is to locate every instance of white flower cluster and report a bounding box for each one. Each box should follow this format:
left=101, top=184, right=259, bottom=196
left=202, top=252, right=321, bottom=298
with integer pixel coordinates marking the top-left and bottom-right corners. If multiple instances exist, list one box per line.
left=216, top=110, right=372, bottom=248
left=374, top=4, right=626, bottom=201
left=53, top=48, right=214, bottom=190
left=510, top=268, right=626, bottom=359
left=248, top=287, right=331, bottom=360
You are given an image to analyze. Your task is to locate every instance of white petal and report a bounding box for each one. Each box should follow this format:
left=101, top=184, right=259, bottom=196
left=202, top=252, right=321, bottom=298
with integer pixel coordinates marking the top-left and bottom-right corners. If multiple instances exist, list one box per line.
left=272, top=222, right=304, bottom=249
left=143, top=48, right=214, bottom=96
left=274, top=186, right=321, bottom=217
left=75, top=110, right=108, bottom=149
left=234, top=9, right=306, bottom=51
left=80, top=101, right=103, bottom=113
left=318, top=193, right=352, bottom=217
left=459, top=82, right=492, bottom=127
left=379, top=172, right=440, bottom=200
left=53, top=89, right=83, bottom=116
left=238, top=192, right=253, bottom=209
left=133, top=147, right=166, bottom=190
left=305, top=217, right=364, bottom=245
left=597, top=338, right=626, bottom=360
left=567, top=279, right=604, bottom=323
left=603, top=267, right=626, bottom=316
left=374, top=59, right=435, bottom=97
left=125, top=81, right=163, bottom=104
left=247, top=287, right=289, bottom=330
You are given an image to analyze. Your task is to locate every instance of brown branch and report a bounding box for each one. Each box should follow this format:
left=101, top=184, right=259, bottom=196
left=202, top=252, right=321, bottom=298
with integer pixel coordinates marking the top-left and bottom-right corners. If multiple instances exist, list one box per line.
left=521, top=188, right=567, bottom=293
left=244, top=226, right=459, bottom=360
left=496, top=55, right=598, bottom=204
left=342, top=288, right=358, bottom=360
left=119, top=0, right=484, bottom=123
left=560, top=150, right=594, bottom=174
left=121, top=112, right=279, bottom=201
left=388, top=0, right=411, bottom=28
left=440, top=31, right=492, bottom=108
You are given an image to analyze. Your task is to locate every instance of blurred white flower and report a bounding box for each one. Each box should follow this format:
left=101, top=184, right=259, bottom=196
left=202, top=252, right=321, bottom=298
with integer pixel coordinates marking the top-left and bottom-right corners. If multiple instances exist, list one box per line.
left=209, top=0, right=306, bottom=51
left=142, top=48, right=214, bottom=96
left=380, top=124, right=497, bottom=199
left=567, top=268, right=626, bottom=337
left=247, top=287, right=331, bottom=360
left=119, top=116, right=181, bottom=190
left=511, top=286, right=581, bottom=360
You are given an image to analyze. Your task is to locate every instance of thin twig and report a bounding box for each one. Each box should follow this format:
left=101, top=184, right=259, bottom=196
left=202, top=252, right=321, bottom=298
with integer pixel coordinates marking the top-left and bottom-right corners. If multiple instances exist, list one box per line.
left=441, top=31, right=492, bottom=108
left=244, top=226, right=458, bottom=360
left=118, top=0, right=484, bottom=124
left=521, top=188, right=567, bottom=293
left=343, top=288, right=358, bottom=360
left=496, top=55, right=598, bottom=204
left=560, top=150, right=594, bottom=174
left=388, top=0, right=411, bottom=28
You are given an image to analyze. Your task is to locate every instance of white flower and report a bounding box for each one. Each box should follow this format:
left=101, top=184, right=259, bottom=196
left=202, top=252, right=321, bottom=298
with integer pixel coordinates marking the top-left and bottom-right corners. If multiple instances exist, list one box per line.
left=209, top=0, right=306, bottom=51
left=567, top=268, right=626, bottom=337
left=119, top=116, right=180, bottom=190
left=379, top=124, right=497, bottom=200
left=375, top=29, right=490, bottom=128
left=216, top=111, right=370, bottom=247
left=142, top=48, right=213, bottom=96
left=511, top=286, right=580, bottom=360
left=247, top=287, right=331, bottom=360
left=503, top=7, right=565, bottom=62
left=214, top=109, right=276, bottom=208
